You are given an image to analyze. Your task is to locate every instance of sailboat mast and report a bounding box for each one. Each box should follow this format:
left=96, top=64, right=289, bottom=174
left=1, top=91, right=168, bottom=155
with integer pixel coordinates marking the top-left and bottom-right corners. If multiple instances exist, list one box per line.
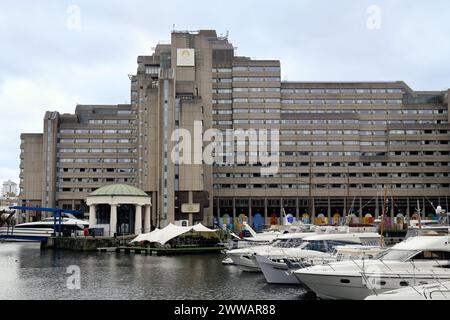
left=380, top=187, right=387, bottom=248
left=345, top=168, right=350, bottom=223
left=308, top=154, right=313, bottom=223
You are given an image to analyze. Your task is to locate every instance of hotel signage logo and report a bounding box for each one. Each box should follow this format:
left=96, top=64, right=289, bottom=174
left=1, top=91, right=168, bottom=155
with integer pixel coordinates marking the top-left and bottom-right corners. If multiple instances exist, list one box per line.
left=177, top=48, right=195, bottom=67
left=181, top=203, right=201, bottom=214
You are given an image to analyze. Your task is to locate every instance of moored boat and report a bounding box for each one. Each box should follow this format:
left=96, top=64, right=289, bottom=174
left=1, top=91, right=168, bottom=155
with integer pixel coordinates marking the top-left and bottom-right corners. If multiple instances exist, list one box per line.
left=294, top=236, right=450, bottom=300
left=256, top=233, right=382, bottom=284
left=365, top=281, right=450, bottom=300
left=0, top=215, right=89, bottom=242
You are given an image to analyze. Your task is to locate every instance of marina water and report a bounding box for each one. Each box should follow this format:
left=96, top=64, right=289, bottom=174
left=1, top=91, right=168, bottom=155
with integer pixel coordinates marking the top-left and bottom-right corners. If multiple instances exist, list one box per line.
left=0, top=242, right=307, bottom=300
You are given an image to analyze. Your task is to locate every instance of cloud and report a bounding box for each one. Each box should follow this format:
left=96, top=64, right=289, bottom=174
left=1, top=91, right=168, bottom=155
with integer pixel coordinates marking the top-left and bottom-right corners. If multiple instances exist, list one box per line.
left=0, top=78, right=75, bottom=183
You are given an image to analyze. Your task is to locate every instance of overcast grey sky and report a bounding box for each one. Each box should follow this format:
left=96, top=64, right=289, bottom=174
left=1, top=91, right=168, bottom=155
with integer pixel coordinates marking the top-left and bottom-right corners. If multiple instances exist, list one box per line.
left=1, top=0, right=449, bottom=185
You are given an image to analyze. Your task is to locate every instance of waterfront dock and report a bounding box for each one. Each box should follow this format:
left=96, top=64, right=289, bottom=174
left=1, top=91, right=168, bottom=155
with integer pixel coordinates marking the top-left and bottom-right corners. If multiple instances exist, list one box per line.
left=97, top=246, right=226, bottom=256
left=41, top=236, right=135, bottom=252
left=41, top=236, right=225, bottom=255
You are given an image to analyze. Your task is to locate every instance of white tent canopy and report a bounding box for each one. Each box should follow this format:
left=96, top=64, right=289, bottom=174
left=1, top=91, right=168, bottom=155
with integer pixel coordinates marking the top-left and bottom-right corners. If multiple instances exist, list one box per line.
left=130, top=223, right=218, bottom=245
left=192, top=223, right=218, bottom=233
left=131, top=228, right=161, bottom=243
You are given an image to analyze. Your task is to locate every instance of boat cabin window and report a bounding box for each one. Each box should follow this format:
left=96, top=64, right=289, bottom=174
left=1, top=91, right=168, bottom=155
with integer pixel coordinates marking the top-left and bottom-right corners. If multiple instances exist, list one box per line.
left=380, top=250, right=417, bottom=261
left=15, top=224, right=54, bottom=229
left=303, top=241, right=328, bottom=253
left=360, top=238, right=381, bottom=246
left=406, top=228, right=450, bottom=239
left=303, top=240, right=357, bottom=253
left=273, top=238, right=304, bottom=248
left=411, top=251, right=450, bottom=260
left=400, top=281, right=409, bottom=287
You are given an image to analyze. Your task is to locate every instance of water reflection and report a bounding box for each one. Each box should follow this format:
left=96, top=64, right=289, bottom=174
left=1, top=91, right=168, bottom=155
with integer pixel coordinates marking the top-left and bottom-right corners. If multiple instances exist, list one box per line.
left=0, top=243, right=305, bottom=300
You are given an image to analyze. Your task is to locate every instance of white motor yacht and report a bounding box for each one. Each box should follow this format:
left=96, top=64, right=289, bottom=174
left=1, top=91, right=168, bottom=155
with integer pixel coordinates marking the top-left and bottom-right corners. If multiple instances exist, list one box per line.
left=256, top=232, right=382, bottom=284
left=226, top=227, right=380, bottom=272
left=15, top=216, right=89, bottom=232
left=0, top=215, right=89, bottom=242
left=294, top=236, right=450, bottom=300
left=223, top=222, right=285, bottom=252
left=225, top=232, right=313, bottom=272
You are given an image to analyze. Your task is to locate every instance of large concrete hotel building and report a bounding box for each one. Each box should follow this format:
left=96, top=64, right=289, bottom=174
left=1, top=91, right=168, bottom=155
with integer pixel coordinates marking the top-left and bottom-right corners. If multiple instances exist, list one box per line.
left=19, top=30, right=450, bottom=231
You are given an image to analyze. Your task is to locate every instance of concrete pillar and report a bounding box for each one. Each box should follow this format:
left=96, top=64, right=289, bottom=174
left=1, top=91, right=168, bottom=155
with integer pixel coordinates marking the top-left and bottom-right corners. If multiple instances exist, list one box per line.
left=217, top=198, right=221, bottom=226
left=89, top=205, right=96, bottom=228
left=110, top=204, right=117, bottom=238
left=311, top=197, right=316, bottom=221
left=375, top=197, right=380, bottom=219
left=188, top=192, right=194, bottom=226
left=152, top=192, right=158, bottom=227
left=264, top=198, right=268, bottom=225
left=343, top=197, right=347, bottom=220
left=144, top=205, right=151, bottom=233
left=406, top=197, right=410, bottom=217
left=423, top=197, right=426, bottom=219
left=248, top=198, right=252, bottom=226
left=295, top=198, right=300, bottom=220
left=280, top=198, right=283, bottom=225
left=232, top=198, right=236, bottom=225
left=359, top=197, right=363, bottom=219
left=391, top=197, right=395, bottom=219
left=135, top=205, right=142, bottom=235
left=327, top=197, right=331, bottom=221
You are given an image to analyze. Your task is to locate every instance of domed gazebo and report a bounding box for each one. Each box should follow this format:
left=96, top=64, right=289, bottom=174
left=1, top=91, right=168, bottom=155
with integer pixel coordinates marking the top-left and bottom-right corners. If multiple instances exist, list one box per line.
left=86, top=184, right=152, bottom=237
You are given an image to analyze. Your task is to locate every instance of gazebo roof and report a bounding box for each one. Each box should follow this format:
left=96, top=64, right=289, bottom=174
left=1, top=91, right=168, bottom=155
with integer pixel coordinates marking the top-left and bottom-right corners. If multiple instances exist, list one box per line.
left=89, top=184, right=149, bottom=198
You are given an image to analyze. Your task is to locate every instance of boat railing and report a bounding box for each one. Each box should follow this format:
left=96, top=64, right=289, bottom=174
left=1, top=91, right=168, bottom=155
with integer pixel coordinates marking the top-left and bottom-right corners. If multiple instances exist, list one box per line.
left=430, top=289, right=450, bottom=299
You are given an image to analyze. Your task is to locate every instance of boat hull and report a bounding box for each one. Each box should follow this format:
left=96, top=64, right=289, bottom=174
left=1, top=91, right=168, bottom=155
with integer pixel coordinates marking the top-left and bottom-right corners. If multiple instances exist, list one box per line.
left=256, top=255, right=299, bottom=284
left=228, top=254, right=261, bottom=272
left=0, top=227, right=54, bottom=242
left=366, top=283, right=450, bottom=300
left=295, top=271, right=450, bottom=300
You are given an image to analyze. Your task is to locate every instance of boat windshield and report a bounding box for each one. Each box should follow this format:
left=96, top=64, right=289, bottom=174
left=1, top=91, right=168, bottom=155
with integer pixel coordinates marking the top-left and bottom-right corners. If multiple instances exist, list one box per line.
left=379, top=249, right=418, bottom=261
left=405, top=227, right=450, bottom=239
left=272, top=238, right=304, bottom=248
left=303, top=240, right=362, bottom=253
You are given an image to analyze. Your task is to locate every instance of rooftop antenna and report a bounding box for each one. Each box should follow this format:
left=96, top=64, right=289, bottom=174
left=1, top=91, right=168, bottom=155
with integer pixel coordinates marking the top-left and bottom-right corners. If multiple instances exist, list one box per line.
left=225, top=30, right=229, bottom=40
left=172, top=24, right=176, bottom=32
